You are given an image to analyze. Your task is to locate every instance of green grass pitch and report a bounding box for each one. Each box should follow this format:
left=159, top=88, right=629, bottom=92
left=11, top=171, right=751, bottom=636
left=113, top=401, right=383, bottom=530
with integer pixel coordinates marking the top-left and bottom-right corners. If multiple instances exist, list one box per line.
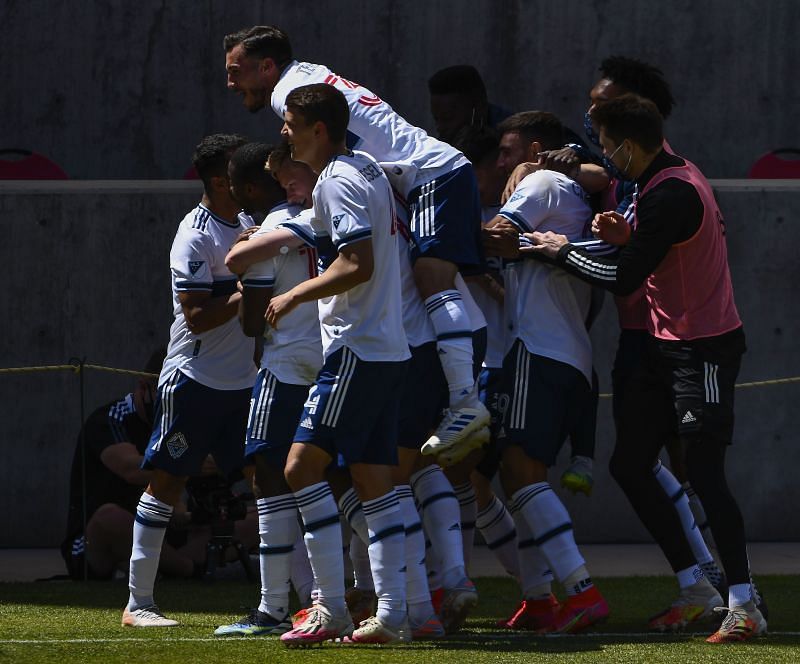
left=1, top=576, right=798, bottom=663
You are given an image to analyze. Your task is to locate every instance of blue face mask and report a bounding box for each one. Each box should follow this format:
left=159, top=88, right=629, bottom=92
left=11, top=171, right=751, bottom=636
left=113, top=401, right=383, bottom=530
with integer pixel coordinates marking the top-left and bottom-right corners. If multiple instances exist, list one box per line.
left=602, top=141, right=633, bottom=181
left=583, top=111, right=601, bottom=147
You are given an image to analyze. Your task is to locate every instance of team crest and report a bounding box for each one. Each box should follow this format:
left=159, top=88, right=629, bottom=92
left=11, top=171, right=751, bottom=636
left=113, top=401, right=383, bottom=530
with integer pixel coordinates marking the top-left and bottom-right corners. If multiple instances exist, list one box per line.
left=188, top=260, right=204, bottom=275
left=331, top=214, right=344, bottom=230
left=508, top=192, right=524, bottom=204
left=166, top=432, right=189, bottom=459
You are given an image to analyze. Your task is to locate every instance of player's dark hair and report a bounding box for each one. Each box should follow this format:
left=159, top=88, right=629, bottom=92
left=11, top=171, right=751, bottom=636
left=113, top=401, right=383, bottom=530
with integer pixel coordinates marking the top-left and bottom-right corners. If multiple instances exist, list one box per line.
left=428, top=65, right=488, bottom=104
left=223, top=25, right=293, bottom=68
left=285, top=84, right=350, bottom=145
left=266, top=139, right=293, bottom=180
left=452, top=125, right=499, bottom=166
left=229, top=142, right=274, bottom=187
left=592, top=94, right=663, bottom=152
left=497, top=111, right=564, bottom=151
left=599, top=56, right=675, bottom=119
left=192, top=133, right=248, bottom=194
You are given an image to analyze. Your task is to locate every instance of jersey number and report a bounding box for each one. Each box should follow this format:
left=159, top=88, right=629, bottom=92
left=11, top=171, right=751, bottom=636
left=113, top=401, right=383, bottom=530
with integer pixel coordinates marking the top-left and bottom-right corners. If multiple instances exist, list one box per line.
left=298, top=246, right=319, bottom=279
left=324, top=74, right=382, bottom=107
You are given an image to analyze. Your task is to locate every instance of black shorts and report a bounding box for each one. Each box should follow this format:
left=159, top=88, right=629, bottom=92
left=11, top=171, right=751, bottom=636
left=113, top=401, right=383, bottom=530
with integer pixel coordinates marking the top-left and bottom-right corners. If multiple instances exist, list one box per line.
left=619, top=327, right=746, bottom=447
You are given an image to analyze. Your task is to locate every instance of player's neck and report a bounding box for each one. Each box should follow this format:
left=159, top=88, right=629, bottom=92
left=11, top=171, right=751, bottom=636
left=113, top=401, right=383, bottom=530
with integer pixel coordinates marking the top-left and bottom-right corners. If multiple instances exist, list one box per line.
left=311, top=143, right=349, bottom=173
left=200, top=193, right=240, bottom=223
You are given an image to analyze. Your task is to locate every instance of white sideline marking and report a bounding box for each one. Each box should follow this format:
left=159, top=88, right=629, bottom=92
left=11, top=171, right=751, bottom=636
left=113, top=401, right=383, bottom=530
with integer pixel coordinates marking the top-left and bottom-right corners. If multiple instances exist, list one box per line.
left=2, top=632, right=800, bottom=644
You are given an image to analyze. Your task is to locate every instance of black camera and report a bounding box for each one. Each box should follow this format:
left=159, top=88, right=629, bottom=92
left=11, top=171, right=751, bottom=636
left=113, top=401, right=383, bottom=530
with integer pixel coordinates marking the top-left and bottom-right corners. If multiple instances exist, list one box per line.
left=185, top=474, right=249, bottom=526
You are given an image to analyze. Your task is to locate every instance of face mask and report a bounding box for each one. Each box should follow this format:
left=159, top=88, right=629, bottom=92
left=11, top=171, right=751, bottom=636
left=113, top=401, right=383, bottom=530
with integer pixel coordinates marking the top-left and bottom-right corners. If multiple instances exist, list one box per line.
left=583, top=111, right=601, bottom=147
left=602, top=141, right=633, bottom=181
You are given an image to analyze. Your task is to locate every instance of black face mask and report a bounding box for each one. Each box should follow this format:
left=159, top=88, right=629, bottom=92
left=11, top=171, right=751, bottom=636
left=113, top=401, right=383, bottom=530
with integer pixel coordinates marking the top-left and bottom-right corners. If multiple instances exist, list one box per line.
left=602, top=142, right=634, bottom=181
left=583, top=111, right=601, bottom=147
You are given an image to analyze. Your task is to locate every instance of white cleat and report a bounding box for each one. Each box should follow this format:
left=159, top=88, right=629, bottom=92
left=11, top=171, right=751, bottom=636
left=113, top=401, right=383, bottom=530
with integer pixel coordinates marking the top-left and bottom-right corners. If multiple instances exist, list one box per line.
left=421, top=395, right=490, bottom=457
left=436, top=425, right=490, bottom=467
left=122, top=605, right=179, bottom=627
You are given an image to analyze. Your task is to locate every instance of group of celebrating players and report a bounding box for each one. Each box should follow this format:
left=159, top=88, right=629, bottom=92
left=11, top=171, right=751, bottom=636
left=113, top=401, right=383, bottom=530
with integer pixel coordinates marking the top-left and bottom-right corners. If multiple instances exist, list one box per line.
left=118, top=24, right=767, bottom=646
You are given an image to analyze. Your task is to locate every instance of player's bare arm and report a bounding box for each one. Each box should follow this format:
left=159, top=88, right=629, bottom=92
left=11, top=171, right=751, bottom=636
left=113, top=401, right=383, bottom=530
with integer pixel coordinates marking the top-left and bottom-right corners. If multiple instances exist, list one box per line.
left=238, top=284, right=273, bottom=337
left=100, top=443, right=151, bottom=486
left=225, top=228, right=305, bottom=275
left=178, top=290, right=242, bottom=334
left=266, top=237, right=373, bottom=328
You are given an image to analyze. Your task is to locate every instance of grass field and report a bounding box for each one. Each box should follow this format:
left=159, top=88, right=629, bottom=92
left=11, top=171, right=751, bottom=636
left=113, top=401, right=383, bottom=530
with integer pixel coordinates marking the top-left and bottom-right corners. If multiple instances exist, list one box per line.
left=1, top=576, right=798, bottom=663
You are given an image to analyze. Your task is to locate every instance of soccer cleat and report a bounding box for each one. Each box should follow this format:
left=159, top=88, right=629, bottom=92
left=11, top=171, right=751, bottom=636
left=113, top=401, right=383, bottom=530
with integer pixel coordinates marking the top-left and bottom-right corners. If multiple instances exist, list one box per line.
left=346, top=615, right=412, bottom=644
left=214, top=609, right=291, bottom=636
left=440, top=578, right=479, bottom=634
left=647, top=578, right=722, bottom=632
left=560, top=456, right=594, bottom=496
left=498, top=594, right=561, bottom=631
left=292, top=605, right=312, bottom=627
left=345, top=587, right=377, bottom=626
left=435, top=425, right=491, bottom=467
left=548, top=586, right=609, bottom=634
left=122, top=605, right=178, bottom=627
left=421, top=395, right=491, bottom=457
left=280, top=604, right=353, bottom=647
left=705, top=602, right=767, bottom=643
left=410, top=613, right=446, bottom=640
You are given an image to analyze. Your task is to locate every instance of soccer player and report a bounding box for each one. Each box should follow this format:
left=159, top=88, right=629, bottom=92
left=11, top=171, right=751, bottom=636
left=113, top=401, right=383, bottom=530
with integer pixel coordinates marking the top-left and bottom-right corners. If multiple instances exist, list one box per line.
left=214, top=142, right=320, bottom=637
left=526, top=94, right=765, bottom=643
left=490, top=111, right=609, bottom=633
left=261, top=83, right=410, bottom=646
left=121, top=134, right=257, bottom=627
left=224, top=26, right=490, bottom=457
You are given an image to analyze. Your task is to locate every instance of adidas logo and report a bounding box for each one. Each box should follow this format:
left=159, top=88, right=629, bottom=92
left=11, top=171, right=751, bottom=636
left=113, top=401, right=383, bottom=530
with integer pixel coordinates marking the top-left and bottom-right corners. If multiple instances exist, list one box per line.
left=300, top=417, right=314, bottom=429
left=681, top=411, right=697, bottom=424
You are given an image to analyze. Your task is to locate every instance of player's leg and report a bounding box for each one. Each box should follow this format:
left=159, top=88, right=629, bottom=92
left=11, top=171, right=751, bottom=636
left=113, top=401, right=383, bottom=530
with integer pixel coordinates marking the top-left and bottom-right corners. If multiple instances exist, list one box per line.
left=561, top=367, right=599, bottom=496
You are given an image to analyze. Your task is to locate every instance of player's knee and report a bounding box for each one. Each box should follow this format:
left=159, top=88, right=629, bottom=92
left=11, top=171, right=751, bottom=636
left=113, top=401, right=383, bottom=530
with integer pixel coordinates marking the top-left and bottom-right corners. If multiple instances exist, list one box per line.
left=412, top=256, right=457, bottom=297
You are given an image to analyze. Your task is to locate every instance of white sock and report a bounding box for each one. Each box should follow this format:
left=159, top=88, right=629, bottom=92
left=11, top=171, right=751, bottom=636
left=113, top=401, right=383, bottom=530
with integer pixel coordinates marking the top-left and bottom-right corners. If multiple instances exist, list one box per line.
left=684, top=482, right=717, bottom=551
left=454, top=481, right=477, bottom=573
left=424, top=289, right=475, bottom=404
left=295, top=482, right=346, bottom=615
left=424, top=534, right=442, bottom=591
left=478, top=495, right=521, bottom=580
left=729, top=583, right=752, bottom=608
left=128, top=492, right=172, bottom=610
left=411, top=466, right=467, bottom=589
left=510, top=496, right=553, bottom=599
left=563, top=565, right=594, bottom=597
left=512, top=483, right=585, bottom=583
left=677, top=565, right=704, bottom=589
left=256, top=494, right=298, bottom=619
left=338, top=488, right=374, bottom=591
left=397, top=485, right=433, bottom=625
left=290, top=526, right=314, bottom=607
left=653, top=462, right=714, bottom=565
left=362, top=490, right=406, bottom=628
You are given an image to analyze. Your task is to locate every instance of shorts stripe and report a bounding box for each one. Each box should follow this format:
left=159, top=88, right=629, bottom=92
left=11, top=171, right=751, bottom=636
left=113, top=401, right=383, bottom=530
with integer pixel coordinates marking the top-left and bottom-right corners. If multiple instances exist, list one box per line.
left=252, top=372, right=278, bottom=440
left=510, top=344, right=530, bottom=430
left=321, top=348, right=357, bottom=428
left=704, top=362, right=719, bottom=403
left=153, top=370, right=180, bottom=451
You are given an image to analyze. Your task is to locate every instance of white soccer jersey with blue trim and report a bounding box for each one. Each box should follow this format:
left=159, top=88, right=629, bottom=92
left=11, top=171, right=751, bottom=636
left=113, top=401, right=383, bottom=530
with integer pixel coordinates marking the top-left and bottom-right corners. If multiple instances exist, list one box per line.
left=271, top=61, right=468, bottom=197
left=241, top=206, right=323, bottom=385
left=498, top=172, right=594, bottom=384
left=310, top=150, right=409, bottom=362
left=159, top=204, right=257, bottom=391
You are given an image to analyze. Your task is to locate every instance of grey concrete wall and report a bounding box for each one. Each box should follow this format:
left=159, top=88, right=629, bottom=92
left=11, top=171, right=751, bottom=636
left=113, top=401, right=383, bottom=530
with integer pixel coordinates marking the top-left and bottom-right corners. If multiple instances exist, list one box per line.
left=1, top=180, right=799, bottom=547
left=2, top=1, right=798, bottom=180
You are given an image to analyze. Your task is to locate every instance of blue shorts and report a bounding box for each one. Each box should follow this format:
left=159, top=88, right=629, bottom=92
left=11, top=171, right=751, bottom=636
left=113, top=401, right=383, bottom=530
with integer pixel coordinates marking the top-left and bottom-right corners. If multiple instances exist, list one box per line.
left=245, top=369, right=310, bottom=468
left=498, top=340, right=592, bottom=467
left=407, top=164, right=483, bottom=272
left=294, top=347, right=408, bottom=466
left=398, top=328, right=488, bottom=450
left=144, top=369, right=250, bottom=476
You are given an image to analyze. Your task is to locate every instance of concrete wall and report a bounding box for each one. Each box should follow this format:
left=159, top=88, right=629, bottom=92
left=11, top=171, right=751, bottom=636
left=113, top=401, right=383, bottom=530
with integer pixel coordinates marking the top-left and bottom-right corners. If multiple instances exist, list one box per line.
left=2, top=1, right=798, bottom=180
left=1, top=180, right=799, bottom=547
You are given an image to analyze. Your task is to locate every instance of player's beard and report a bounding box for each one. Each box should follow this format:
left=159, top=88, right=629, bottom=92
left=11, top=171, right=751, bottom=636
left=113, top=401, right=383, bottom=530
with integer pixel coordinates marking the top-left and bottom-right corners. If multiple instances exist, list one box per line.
left=245, top=88, right=268, bottom=113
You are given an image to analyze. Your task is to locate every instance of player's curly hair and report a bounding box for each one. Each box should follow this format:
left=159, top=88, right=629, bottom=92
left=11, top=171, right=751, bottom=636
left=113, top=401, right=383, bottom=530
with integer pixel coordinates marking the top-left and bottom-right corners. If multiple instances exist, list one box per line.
left=229, top=142, right=274, bottom=187
left=192, top=133, right=248, bottom=193
left=599, top=56, right=675, bottom=119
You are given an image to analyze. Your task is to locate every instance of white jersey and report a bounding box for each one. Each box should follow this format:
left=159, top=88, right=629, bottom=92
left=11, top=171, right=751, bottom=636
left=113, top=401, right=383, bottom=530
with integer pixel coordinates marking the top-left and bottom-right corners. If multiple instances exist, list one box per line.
left=499, top=172, right=594, bottom=384
left=160, top=204, right=257, bottom=390
left=466, top=205, right=505, bottom=368
left=271, top=61, right=468, bottom=197
left=309, top=150, right=409, bottom=361
left=241, top=207, right=323, bottom=385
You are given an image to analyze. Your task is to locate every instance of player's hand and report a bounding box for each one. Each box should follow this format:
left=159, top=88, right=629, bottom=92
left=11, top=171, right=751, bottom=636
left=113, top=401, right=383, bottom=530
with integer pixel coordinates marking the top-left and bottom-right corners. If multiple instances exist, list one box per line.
left=539, top=147, right=581, bottom=178
left=502, top=160, right=543, bottom=203
left=481, top=221, right=520, bottom=259
left=232, top=226, right=259, bottom=246
left=519, top=231, right=569, bottom=259
left=266, top=291, right=299, bottom=329
left=592, top=211, right=631, bottom=246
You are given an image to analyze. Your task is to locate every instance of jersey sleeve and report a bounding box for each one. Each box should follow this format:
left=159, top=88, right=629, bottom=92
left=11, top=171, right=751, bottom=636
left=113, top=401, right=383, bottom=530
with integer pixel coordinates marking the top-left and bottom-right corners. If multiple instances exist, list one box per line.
left=316, top=175, right=372, bottom=251
left=498, top=172, right=553, bottom=233
left=278, top=209, right=318, bottom=248
left=171, top=229, right=214, bottom=293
